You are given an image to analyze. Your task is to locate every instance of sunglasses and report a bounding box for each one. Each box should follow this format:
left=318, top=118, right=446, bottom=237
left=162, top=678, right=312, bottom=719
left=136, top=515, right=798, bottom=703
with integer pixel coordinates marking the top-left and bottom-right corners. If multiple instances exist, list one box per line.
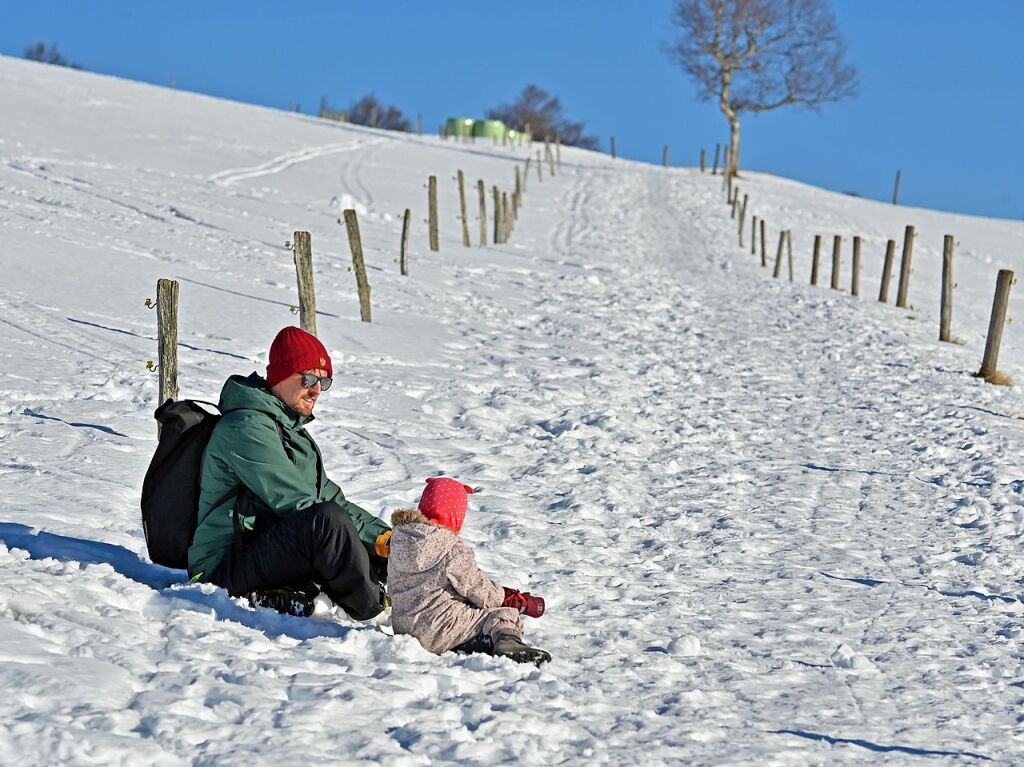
left=298, top=372, right=333, bottom=391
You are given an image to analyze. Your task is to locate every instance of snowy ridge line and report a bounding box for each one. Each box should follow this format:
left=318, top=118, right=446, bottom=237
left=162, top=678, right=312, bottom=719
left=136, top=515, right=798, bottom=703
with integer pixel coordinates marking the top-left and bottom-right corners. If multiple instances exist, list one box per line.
left=207, top=139, right=381, bottom=186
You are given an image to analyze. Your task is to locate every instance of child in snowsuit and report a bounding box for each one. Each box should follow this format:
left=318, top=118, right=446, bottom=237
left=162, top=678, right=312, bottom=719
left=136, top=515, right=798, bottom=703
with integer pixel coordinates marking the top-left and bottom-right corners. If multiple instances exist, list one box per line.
left=388, top=477, right=550, bottom=665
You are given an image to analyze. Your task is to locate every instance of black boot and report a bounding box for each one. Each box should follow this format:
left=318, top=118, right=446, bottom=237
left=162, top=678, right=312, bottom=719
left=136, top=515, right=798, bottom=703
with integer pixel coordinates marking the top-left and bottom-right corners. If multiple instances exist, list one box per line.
left=492, top=631, right=551, bottom=666
left=246, top=582, right=319, bottom=618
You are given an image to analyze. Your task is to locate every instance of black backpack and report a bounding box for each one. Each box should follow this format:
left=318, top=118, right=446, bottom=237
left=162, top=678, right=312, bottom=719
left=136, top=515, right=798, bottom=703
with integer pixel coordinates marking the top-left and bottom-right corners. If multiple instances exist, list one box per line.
left=140, top=400, right=236, bottom=570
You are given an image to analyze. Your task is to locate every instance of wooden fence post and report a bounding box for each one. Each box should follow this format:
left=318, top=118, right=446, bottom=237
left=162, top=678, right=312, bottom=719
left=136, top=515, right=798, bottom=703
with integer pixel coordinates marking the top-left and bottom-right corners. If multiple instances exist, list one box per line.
left=292, top=230, right=318, bottom=336
left=523, top=158, right=530, bottom=194
left=830, top=235, right=842, bottom=290
left=851, top=235, right=861, bottom=297
left=428, top=175, right=439, bottom=252
left=477, top=180, right=487, bottom=246
left=810, top=235, right=822, bottom=286
left=977, top=270, right=1015, bottom=383
left=502, top=192, right=510, bottom=239
left=730, top=187, right=739, bottom=219
left=156, top=278, right=179, bottom=411
left=787, top=230, right=794, bottom=281
left=896, top=225, right=915, bottom=308
left=343, top=209, right=372, bottom=323
left=940, top=234, right=955, bottom=342
left=457, top=171, right=471, bottom=248
left=773, top=231, right=786, bottom=278
left=760, top=219, right=767, bottom=267
left=892, top=169, right=901, bottom=205
left=879, top=239, right=896, bottom=303
left=751, top=215, right=758, bottom=255
left=712, top=143, right=721, bottom=175
left=515, top=166, right=522, bottom=208
left=737, top=194, right=748, bottom=248
left=611, top=136, right=617, bottom=159
left=700, top=148, right=706, bottom=173
left=663, top=145, right=670, bottom=167
left=493, top=185, right=502, bottom=244
left=400, top=209, right=411, bottom=276
left=537, top=150, right=543, bottom=181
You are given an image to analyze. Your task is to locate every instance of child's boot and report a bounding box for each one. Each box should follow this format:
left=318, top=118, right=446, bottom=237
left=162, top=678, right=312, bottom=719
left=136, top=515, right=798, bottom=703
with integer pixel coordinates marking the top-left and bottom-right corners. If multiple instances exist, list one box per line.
left=492, top=630, right=551, bottom=666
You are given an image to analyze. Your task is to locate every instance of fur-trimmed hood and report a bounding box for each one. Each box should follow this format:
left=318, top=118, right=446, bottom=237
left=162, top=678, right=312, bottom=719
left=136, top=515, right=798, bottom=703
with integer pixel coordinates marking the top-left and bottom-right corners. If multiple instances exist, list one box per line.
left=391, top=508, right=436, bottom=527
left=389, top=507, right=457, bottom=572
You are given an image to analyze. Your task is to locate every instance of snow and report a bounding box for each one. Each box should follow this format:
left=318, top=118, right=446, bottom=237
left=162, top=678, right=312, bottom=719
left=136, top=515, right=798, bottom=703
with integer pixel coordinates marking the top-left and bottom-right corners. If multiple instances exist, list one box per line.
left=1, top=54, right=1023, bottom=764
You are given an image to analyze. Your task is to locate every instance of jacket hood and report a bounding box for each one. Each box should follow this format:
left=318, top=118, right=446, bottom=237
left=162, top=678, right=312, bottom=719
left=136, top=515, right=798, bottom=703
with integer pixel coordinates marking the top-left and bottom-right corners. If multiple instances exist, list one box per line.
left=218, top=372, right=312, bottom=429
left=390, top=507, right=457, bottom=572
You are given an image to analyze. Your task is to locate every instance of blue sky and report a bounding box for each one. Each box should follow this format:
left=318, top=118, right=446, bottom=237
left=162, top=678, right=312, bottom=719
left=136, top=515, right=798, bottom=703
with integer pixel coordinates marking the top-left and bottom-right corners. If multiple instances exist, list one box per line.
left=2, top=1, right=1022, bottom=220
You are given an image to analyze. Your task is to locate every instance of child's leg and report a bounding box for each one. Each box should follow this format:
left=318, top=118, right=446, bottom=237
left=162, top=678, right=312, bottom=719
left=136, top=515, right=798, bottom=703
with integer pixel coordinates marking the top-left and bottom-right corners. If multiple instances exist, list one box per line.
left=481, top=607, right=524, bottom=643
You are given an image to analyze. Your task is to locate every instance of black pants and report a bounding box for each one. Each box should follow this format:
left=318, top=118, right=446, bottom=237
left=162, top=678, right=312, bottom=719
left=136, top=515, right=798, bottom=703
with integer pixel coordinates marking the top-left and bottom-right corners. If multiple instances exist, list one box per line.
left=210, top=501, right=383, bottom=620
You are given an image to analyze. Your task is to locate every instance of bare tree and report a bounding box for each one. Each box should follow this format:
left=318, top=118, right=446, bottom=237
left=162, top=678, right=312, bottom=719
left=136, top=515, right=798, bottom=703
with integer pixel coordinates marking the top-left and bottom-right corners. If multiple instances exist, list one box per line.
left=320, top=94, right=411, bottom=131
left=23, top=42, right=81, bottom=69
left=487, top=84, right=599, bottom=149
left=664, top=0, right=856, bottom=176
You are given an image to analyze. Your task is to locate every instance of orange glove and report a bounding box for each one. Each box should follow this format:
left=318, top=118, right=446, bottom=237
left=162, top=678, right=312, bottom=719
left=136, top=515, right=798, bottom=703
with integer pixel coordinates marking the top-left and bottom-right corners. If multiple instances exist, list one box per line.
left=374, top=530, right=392, bottom=558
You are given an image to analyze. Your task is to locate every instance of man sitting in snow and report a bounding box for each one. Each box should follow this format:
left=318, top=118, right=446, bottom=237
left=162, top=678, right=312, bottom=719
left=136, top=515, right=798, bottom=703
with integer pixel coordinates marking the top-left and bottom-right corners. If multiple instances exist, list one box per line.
left=187, top=326, right=391, bottom=619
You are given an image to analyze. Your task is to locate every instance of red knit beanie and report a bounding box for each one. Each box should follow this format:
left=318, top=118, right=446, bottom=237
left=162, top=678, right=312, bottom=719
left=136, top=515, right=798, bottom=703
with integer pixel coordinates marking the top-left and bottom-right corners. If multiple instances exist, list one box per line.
left=266, top=326, right=332, bottom=388
left=418, top=477, right=475, bottom=533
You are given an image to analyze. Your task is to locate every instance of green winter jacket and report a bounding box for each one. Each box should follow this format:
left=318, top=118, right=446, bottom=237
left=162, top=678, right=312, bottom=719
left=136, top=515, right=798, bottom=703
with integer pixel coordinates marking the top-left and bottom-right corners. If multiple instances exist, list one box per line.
left=187, top=373, right=389, bottom=581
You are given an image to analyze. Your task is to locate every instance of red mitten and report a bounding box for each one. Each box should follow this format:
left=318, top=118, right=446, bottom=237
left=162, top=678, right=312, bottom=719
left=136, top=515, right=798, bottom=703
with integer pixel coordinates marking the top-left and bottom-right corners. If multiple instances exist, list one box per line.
left=503, top=587, right=545, bottom=618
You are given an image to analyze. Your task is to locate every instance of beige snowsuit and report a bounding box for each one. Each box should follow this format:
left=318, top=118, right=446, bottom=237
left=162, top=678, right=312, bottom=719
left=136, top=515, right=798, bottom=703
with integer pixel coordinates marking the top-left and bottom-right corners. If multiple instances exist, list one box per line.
left=388, top=508, right=522, bottom=654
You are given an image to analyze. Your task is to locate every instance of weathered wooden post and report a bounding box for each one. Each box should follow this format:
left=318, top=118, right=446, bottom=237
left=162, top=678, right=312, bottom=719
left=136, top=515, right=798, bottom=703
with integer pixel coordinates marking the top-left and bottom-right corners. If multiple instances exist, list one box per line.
left=156, top=278, right=179, bottom=411
left=536, top=150, right=543, bottom=181
left=457, top=171, right=471, bottom=248
left=787, top=230, right=794, bottom=282
left=737, top=194, right=748, bottom=248
left=700, top=148, right=706, bottom=173
left=830, top=235, right=842, bottom=290
left=493, top=186, right=502, bottom=244
left=896, top=225, right=915, bottom=308
left=773, top=231, right=786, bottom=278
left=522, top=158, right=530, bottom=194
left=292, top=230, right=318, bottom=336
left=760, top=219, right=767, bottom=267
left=343, top=209, right=372, bottom=323
left=502, top=192, right=510, bottom=239
left=810, top=235, right=822, bottom=286
left=940, top=234, right=955, bottom=342
left=879, top=239, right=896, bottom=303
left=851, top=236, right=862, bottom=297
left=515, top=166, right=522, bottom=208
left=400, top=209, right=411, bottom=276
left=892, top=169, right=901, bottom=205
left=663, top=145, right=670, bottom=168
left=751, top=215, right=758, bottom=255
left=976, top=270, right=1015, bottom=383
left=477, top=180, right=487, bottom=246
left=712, top=143, right=721, bottom=175
left=428, top=175, right=439, bottom=252
left=611, top=136, right=617, bottom=159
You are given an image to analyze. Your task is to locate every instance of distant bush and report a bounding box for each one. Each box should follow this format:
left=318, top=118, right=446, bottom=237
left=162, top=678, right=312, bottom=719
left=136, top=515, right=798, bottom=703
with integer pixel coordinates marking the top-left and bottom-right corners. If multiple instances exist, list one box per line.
left=23, top=42, right=81, bottom=69
left=487, top=84, right=598, bottom=149
left=320, top=94, right=411, bottom=132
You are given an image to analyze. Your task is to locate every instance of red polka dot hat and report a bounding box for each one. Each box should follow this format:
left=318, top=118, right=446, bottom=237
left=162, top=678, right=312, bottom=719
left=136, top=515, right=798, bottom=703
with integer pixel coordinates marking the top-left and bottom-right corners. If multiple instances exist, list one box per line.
left=417, top=477, right=475, bottom=533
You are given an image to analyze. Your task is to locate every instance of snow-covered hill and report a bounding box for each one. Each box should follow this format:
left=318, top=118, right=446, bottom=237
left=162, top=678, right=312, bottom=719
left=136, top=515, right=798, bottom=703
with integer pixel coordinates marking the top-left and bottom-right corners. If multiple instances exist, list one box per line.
left=1, top=55, right=1022, bottom=765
